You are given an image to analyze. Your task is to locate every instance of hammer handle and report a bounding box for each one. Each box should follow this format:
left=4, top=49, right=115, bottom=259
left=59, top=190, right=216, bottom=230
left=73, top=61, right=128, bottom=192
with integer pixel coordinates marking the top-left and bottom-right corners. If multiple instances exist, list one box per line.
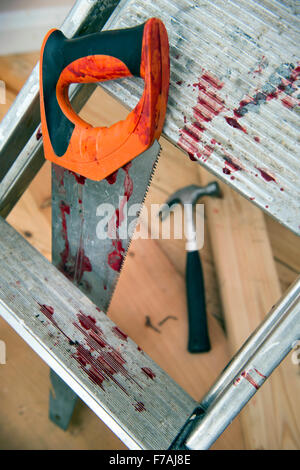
left=186, top=250, right=211, bottom=353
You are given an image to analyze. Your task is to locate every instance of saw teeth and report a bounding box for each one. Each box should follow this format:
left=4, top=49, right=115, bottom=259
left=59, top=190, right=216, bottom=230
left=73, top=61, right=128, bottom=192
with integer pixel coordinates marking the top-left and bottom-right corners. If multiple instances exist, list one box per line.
left=106, top=145, right=162, bottom=311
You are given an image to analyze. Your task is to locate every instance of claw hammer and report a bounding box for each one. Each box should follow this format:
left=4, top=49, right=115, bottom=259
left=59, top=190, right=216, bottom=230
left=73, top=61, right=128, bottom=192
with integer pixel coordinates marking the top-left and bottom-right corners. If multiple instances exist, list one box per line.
left=160, top=182, right=221, bottom=353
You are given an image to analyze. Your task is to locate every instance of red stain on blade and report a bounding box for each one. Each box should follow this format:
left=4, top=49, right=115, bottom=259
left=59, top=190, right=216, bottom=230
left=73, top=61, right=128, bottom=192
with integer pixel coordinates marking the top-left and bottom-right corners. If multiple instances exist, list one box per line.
left=58, top=201, right=92, bottom=284
left=53, top=165, right=65, bottom=187
left=59, top=201, right=70, bottom=270
left=107, top=241, right=125, bottom=272
left=106, top=169, right=119, bottom=185
left=68, top=171, right=86, bottom=185
left=107, top=163, right=134, bottom=272
left=75, top=247, right=92, bottom=281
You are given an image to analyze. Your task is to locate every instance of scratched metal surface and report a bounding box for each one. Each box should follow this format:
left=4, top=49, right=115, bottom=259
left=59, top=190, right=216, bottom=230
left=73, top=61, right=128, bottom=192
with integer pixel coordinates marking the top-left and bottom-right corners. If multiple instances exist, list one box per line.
left=101, top=0, right=300, bottom=235
left=0, top=217, right=196, bottom=450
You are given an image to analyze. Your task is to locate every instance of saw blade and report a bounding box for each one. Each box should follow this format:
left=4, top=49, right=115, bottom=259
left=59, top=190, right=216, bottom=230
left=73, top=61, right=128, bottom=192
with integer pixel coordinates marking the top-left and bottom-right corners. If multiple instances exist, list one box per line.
left=52, top=140, right=161, bottom=312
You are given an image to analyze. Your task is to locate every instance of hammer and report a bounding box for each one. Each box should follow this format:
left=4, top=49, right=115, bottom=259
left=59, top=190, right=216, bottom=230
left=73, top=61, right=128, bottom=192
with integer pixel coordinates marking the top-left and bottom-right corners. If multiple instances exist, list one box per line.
left=160, top=182, right=221, bottom=353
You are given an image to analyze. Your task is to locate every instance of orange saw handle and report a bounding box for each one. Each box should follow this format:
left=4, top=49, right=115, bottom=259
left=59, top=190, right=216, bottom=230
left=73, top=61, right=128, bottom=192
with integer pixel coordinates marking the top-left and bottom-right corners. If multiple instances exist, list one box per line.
left=39, top=18, right=170, bottom=181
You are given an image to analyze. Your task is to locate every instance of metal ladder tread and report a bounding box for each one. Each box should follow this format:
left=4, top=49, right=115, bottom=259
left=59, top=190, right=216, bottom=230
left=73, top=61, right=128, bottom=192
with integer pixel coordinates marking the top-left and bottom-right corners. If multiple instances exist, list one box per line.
left=102, top=0, right=300, bottom=236
left=0, top=217, right=196, bottom=450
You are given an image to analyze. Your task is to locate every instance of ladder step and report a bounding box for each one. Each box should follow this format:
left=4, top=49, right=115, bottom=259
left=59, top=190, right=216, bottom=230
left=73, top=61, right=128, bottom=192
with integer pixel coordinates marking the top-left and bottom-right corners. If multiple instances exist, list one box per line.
left=102, top=0, right=300, bottom=236
left=0, top=217, right=196, bottom=449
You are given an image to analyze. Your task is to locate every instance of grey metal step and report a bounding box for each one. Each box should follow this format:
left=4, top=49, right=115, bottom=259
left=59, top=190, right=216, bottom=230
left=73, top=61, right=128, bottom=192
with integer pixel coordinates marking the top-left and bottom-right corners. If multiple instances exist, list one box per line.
left=102, top=0, right=300, bottom=235
left=0, top=217, right=196, bottom=449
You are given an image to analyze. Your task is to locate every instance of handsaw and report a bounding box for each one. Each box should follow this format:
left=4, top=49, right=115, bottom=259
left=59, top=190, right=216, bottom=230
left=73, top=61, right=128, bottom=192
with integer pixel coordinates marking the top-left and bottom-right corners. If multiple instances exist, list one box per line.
left=40, top=18, right=170, bottom=429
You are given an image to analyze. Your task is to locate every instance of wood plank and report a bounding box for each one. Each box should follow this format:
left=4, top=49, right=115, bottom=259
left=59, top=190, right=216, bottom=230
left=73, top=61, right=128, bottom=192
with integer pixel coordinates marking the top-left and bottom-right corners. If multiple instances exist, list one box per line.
left=0, top=52, right=39, bottom=120
left=265, top=215, right=300, bottom=274
left=6, top=164, right=52, bottom=261
left=275, top=261, right=299, bottom=293
left=198, top=166, right=300, bottom=449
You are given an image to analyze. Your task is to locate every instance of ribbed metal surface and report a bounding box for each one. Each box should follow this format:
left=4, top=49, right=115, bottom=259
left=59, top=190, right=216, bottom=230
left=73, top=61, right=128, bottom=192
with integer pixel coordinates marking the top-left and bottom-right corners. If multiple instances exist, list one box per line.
left=0, top=216, right=196, bottom=450
left=102, top=0, right=300, bottom=235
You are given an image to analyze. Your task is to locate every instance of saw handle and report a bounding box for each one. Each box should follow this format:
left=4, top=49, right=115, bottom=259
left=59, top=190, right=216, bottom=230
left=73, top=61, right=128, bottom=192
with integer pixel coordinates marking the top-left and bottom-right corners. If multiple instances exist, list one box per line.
left=40, top=18, right=170, bottom=180
left=54, top=24, right=145, bottom=129
left=186, top=250, right=211, bottom=353
left=56, top=55, right=133, bottom=128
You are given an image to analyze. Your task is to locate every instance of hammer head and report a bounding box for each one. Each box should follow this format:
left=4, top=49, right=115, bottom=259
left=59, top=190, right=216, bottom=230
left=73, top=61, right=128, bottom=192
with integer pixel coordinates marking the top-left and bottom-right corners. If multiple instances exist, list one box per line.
left=160, top=182, right=221, bottom=218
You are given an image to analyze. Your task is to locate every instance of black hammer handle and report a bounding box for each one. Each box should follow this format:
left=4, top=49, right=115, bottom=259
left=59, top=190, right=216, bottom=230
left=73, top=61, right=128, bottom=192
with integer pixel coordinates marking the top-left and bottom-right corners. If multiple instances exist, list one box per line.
left=186, top=250, right=211, bottom=353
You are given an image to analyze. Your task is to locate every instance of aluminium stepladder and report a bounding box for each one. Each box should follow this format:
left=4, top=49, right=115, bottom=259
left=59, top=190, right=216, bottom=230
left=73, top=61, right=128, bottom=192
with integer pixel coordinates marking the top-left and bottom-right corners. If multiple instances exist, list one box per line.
left=0, top=0, right=299, bottom=449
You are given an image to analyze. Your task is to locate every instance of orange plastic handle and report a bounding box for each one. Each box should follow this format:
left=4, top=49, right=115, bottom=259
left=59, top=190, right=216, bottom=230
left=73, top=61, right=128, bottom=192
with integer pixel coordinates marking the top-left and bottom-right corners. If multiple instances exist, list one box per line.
left=40, top=18, right=170, bottom=181
left=56, top=55, right=132, bottom=130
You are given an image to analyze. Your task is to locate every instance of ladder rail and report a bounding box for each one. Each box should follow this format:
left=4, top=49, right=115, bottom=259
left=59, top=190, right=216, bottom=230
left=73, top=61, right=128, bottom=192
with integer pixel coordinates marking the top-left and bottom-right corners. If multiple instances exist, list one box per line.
left=200, top=276, right=300, bottom=410
left=172, top=277, right=300, bottom=449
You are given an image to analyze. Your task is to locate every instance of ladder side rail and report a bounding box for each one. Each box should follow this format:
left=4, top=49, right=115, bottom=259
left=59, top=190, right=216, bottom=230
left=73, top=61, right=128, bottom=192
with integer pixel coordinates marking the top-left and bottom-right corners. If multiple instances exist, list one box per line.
left=199, top=276, right=300, bottom=410
left=175, top=277, right=300, bottom=450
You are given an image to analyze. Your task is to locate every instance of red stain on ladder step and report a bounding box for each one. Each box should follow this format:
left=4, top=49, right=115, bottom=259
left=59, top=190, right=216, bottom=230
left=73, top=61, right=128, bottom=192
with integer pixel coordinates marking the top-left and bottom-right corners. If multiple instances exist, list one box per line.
left=37, top=305, right=151, bottom=408
left=178, top=70, right=225, bottom=161
left=141, top=367, right=156, bottom=380
left=112, top=326, right=128, bottom=341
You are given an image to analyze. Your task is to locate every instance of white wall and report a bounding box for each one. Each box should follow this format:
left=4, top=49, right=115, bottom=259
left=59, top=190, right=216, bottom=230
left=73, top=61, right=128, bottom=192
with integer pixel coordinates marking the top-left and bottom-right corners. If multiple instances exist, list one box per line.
left=0, top=0, right=75, bottom=55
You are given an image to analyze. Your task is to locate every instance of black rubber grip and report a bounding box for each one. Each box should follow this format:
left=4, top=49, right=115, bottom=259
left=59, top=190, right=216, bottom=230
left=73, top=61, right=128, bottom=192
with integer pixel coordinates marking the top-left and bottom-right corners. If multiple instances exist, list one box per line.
left=42, top=24, right=145, bottom=156
left=186, top=250, right=211, bottom=353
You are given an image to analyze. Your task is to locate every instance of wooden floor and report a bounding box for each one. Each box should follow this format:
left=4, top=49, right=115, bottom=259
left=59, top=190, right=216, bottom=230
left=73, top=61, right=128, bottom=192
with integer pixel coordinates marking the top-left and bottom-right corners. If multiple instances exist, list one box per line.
left=0, top=52, right=299, bottom=450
